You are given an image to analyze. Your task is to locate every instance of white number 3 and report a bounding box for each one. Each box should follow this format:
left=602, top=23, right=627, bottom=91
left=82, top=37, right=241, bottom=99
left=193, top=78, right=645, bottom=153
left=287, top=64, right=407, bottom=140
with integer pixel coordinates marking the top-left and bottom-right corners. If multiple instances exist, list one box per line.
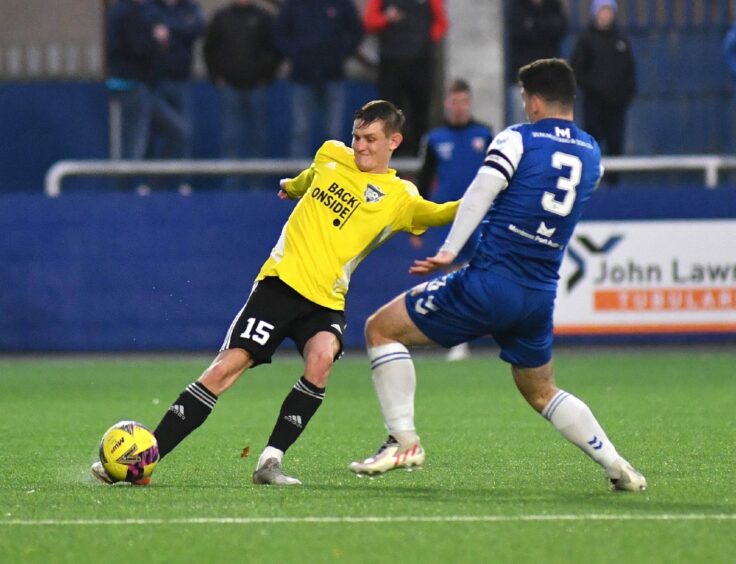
left=240, top=317, right=275, bottom=345
left=542, top=151, right=581, bottom=217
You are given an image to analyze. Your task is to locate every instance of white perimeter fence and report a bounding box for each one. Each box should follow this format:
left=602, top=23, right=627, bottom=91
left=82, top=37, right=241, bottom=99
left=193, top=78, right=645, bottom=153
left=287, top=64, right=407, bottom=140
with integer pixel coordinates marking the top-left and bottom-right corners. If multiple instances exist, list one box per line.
left=44, top=155, right=736, bottom=197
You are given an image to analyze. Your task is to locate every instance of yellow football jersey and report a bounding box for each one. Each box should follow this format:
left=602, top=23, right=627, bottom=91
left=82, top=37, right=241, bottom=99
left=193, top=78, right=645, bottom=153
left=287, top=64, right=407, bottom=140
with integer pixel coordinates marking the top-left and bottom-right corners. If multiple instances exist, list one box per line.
left=257, top=141, right=459, bottom=310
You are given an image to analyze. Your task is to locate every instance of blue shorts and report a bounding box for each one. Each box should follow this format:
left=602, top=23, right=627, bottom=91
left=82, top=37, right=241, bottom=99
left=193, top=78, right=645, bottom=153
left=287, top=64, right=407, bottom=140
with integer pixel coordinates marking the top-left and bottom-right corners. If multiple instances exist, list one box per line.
left=405, top=267, right=555, bottom=368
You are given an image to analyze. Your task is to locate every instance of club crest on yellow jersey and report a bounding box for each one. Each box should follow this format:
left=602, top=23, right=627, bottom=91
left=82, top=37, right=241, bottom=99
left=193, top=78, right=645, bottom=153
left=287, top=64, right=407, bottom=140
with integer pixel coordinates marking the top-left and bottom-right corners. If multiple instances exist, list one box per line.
left=365, top=184, right=385, bottom=203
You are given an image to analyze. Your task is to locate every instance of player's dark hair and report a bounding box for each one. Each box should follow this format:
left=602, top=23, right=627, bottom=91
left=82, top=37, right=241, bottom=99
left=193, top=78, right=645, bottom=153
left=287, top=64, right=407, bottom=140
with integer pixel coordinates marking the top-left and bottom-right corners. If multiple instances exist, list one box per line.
left=448, top=79, right=471, bottom=94
left=518, top=58, right=576, bottom=107
left=354, top=100, right=405, bottom=135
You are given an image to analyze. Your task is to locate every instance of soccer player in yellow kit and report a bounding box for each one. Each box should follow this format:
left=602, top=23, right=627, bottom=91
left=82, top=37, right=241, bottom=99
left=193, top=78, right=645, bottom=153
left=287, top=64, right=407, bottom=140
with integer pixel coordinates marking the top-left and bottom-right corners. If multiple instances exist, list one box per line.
left=91, top=100, right=458, bottom=486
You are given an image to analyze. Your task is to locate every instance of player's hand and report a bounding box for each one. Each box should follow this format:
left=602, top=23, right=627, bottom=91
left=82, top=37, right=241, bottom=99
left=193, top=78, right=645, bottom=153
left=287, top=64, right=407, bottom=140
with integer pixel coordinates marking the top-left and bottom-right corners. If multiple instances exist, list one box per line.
left=278, top=178, right=292, bottom=200
left=409, top=250, right=456, bottom=275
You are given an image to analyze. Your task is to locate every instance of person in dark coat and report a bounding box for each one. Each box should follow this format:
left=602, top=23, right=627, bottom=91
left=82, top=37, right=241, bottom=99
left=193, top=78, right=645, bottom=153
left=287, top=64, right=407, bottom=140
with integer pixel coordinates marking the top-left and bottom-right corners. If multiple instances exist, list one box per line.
left=274, top=0, right=363, bottom=157
left=507, top=0, right=567, bottom=125
left=204, top=0, right=281, bottom=188
left=571, top=0, right=636, bottom=184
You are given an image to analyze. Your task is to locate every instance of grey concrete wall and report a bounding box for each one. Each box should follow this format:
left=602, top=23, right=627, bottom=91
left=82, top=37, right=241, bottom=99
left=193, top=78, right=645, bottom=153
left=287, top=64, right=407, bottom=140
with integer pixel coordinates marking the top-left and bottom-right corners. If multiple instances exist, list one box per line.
left=0, top=0, right=104, bottom=79
left=446, top=0, right=505, bottom=132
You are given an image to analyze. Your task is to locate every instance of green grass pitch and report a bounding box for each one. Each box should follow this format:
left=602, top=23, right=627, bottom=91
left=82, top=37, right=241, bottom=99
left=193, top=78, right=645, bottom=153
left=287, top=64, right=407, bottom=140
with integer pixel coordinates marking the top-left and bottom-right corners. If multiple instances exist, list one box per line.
left=1, top=349, right=735, bottom=563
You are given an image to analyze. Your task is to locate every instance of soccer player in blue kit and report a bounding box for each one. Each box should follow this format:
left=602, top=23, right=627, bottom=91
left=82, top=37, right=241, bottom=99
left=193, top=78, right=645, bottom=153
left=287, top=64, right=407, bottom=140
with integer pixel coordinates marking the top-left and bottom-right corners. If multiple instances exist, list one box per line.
left=349, top=59, right=647, bottom=491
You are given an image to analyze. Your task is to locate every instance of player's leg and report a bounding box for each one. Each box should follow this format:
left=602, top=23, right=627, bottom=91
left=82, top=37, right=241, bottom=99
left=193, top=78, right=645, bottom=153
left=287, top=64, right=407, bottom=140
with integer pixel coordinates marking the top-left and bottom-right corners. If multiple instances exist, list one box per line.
left=496, top=283, right=646, bottom=491
left=157, top=278, right=291, bottom=461
left=348, top=293, right=434, bottom=475
left=253, top=331, right=340, bottom=486
left=367, top=292, right=434, bottom=442
left=154, top=348, right=253, bottom=459
left=443, top=253, right=477, bottom=363
left=253, top=303, right=345, bottom=485
left=91, top=347, right=253, bottom=485
left=511, top=361, right=646, bottom=491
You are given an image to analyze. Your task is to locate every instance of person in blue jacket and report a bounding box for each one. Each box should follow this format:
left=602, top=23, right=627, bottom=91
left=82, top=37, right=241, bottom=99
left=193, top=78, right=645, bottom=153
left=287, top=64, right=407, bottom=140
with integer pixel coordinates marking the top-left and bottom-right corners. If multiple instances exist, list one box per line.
left=148, top=0, right=204, bottom=166
left=415, top=79, right=493, bottom=360
left=274, top=0, right=363, bottom=157
left=105, top=0, right=162, bottom=161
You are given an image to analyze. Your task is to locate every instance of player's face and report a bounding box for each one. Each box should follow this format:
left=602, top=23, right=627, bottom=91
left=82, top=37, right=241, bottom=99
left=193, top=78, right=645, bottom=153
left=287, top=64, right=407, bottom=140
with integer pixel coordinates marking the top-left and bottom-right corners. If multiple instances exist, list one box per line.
left=352, top=120, right=402, bottom=173
left=445, top=91, right=472, bottom=126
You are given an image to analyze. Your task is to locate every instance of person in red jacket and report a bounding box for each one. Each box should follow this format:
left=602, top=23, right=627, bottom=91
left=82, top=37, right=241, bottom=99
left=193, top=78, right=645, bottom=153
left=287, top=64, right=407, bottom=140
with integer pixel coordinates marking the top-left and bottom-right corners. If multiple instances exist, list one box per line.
left=363, top=0, right=448, bottom=156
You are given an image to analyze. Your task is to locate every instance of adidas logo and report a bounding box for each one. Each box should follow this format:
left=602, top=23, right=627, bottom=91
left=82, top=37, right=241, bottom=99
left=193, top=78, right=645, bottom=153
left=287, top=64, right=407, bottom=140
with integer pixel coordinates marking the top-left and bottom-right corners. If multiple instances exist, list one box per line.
left=169, top=404, right=185, bottom=420
left=284, top=414, right=303, bottom=428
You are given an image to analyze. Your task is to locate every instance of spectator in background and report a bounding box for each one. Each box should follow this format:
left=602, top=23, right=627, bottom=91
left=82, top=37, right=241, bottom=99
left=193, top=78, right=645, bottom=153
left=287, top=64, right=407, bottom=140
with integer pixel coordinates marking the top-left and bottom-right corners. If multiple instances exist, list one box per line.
left=571, top=0, right=635, bottom=185
left=415, top=79, right=493, bottom=361
left=363, top=0, right=448, bottom=156
left=507, top=0, right=567, bottom=125
left=204, top=0, right=281, bottom=189
left=148, top=0, right=204, bottom=167
left=274, top=0, right=363, bottom=158
left=105, top=0, right=162, bottom=161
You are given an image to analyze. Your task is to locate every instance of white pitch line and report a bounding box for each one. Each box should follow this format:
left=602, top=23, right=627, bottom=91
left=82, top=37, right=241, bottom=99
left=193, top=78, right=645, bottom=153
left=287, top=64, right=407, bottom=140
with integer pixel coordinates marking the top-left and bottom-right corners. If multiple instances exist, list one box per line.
left=2, top=514, right=736, bottom=526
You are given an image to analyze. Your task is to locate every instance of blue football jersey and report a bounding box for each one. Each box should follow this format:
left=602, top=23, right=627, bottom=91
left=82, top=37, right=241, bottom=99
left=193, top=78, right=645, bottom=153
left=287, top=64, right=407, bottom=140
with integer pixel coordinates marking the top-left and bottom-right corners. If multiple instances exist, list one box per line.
left=471, top=118, right=602, bottom=290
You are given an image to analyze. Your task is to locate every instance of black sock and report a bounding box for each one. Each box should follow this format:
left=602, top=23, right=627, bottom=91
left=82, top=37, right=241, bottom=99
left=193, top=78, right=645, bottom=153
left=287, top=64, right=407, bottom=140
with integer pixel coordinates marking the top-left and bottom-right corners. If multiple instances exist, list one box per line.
left=154, top=381, right=218, bottom=459
left=266, top=376, right=325, bottom=453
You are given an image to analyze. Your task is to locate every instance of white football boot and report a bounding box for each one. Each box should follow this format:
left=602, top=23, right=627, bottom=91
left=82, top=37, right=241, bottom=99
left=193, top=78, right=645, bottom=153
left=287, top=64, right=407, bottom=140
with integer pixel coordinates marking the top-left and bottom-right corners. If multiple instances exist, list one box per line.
left=90, top=461, right=115, bottom=485
left=349, top=436, right=425, bottom=476
left=446, top=343, right=471, bottom=362
left=607, top=458, right=647, bottom=491
left=252, top=458, right=302, bottom=486
left=91, top=461, right=151, bottom=486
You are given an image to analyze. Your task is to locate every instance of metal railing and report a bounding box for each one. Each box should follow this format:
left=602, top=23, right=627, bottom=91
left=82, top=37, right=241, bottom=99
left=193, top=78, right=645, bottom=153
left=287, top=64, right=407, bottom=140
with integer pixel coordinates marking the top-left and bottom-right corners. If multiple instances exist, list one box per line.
left=44, top=155, right=736, bottom=197
left=44, top=158, right=422, bottom=197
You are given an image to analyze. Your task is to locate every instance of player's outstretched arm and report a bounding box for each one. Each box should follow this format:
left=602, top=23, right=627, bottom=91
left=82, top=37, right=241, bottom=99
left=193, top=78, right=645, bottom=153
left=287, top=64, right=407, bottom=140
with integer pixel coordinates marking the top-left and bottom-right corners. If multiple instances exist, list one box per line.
left=440, top=171, right=506, bottom=252
left=278, top=165, right=315, bottom=200
left=409, top=171, right=506, bottom=275
left=410, top=198, right=460, bottom=228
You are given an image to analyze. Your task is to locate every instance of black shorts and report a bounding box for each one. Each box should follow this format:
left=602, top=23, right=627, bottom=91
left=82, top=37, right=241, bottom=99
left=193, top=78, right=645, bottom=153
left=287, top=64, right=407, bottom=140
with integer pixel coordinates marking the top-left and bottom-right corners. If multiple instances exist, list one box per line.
left=221, top=277, right=346, bottom=367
